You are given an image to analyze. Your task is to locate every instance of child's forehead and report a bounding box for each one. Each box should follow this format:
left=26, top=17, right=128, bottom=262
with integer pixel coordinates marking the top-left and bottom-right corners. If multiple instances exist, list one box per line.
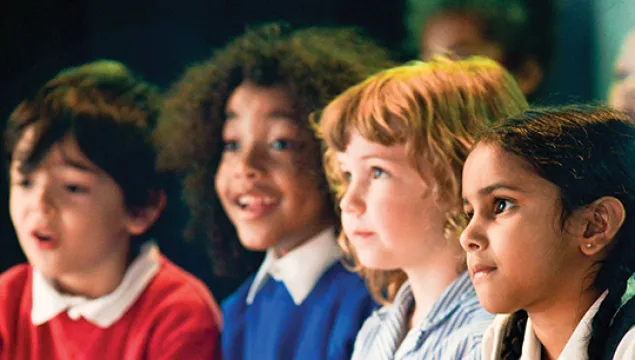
left=223, top=83, right=304, bottom=131
left=12, top=130, right=98, bottom=172
left=225, top=82, right=294, bottom=114
left=337, top=131, right=411, bottom=163
left=222, top=114, right=302, bottom=136
left=466, top=143, right=531, bottom=179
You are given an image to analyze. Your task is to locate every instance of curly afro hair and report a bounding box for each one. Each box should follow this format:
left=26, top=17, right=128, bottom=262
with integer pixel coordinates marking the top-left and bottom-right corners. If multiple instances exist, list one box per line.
left=154, top=23, right=394, bottom=279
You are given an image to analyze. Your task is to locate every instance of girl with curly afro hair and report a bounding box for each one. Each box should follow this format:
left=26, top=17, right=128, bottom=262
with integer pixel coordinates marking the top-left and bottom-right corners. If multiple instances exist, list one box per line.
left=154, top=23, right=394, bottom=360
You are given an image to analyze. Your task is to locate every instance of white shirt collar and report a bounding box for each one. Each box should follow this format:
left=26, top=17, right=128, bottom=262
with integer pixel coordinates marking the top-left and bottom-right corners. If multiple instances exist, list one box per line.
left=520, top=291, right=608, bottom=360
left=246, top=227, right=342, bottom=306
left=31, top=243, right=161, bottom=328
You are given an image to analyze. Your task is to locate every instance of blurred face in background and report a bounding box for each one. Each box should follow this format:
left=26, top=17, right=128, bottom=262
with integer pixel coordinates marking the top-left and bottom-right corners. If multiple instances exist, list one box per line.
left=420, top=12, right=503, bottom=63
left=609, top=29, right=635, bottom=119
left=419, top=11, right=543, bottom=96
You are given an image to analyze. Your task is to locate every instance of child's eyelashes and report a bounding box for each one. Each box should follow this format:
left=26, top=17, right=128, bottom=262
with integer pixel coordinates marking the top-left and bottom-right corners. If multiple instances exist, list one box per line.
left=271, top=139, right=294, bottom=151
left=9, top=176, right=90, bottom=195
left=493, top=198, right=514, bottom=215
left=9, top=169, right=31, bottom=188
left=341, top=171, right=352, bottom=183
left=220, top=138, right=296, bottom=152
left=11, top=177, right=31, bottom=188
left=463, top=209, right=474, bottom=221
left=222, top=140, right=239, bottom=152
left=461, top=198, right=514, bottom=221
left=65, top=184, right=89, bottom=194
left=338, top=166, right=390, bottom=183
left=371, top=166, right=390, bottom=179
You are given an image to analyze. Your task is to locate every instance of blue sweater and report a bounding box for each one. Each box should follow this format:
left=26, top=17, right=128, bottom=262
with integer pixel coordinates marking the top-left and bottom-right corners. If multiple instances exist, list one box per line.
left=221, top=262, right=376, bottom=360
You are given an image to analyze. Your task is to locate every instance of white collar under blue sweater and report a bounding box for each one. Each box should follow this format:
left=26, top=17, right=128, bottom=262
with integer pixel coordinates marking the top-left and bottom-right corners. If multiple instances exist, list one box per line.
left=31, top=242, right=160, bottom=328
left=246, top=227, right=343, bottom=306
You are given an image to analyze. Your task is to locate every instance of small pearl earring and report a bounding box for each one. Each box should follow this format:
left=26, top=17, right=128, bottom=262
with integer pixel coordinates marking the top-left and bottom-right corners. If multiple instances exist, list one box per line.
left=585, top=243, right=593, bottom=249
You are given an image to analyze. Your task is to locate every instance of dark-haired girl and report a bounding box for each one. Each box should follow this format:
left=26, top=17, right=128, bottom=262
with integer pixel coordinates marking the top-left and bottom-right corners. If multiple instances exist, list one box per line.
left=461, top=105, right=635, bottom=359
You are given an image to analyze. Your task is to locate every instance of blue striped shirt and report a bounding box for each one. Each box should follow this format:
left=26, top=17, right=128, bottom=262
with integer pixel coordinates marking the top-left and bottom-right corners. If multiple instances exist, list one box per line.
left=351, top=271, right=493, bottom=360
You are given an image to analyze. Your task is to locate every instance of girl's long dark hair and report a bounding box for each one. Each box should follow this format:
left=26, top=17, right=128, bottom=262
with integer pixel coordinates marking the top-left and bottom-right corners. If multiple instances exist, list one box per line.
left=476, top=105, right=635, bottom=359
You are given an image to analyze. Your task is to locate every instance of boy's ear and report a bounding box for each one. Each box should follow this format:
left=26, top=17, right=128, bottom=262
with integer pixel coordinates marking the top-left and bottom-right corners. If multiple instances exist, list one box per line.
left=125, top=190, right=167, bottom=236
left=577, top=197, right=626, bottom=256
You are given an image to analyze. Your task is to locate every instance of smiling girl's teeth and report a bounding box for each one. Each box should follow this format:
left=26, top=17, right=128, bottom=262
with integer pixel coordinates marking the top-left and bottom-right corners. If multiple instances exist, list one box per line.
left=237, top=195, right=275, bottom=207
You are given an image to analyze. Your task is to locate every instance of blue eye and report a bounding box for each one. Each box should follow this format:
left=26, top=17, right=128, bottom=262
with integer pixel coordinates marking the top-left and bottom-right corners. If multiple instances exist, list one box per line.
left=372, top=167, right=388, bottom=179
left=223, top=141, right=239, bottom=152
left=342, top=171, right=352, bottom=182
left=272, top=139, right=293, bottom=151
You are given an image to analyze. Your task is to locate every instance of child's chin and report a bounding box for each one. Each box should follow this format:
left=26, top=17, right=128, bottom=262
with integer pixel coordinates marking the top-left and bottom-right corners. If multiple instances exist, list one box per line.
left=358, top=253, right=399, bottom=271
left=479, top=295, right=517, bottom=315
left=238, top=234, right=276, bottom=252
left=31, top=262, right=63, bottom=279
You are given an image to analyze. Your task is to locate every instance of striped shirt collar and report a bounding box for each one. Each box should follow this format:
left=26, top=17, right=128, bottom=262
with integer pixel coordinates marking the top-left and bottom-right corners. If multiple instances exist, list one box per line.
left=245, top=227, right=342, bottom=305
left=392, top=271, right=476, bottom=330
left=351, top=270, right=491, bottom=360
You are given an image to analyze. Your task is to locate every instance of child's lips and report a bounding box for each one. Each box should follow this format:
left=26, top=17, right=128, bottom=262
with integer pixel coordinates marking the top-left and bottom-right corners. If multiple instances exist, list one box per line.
left=235, top=194, right=277, bottom=207
left=345, top=227, right=376, bottom=243
left=352, top=230, right=375, bottom=239
left=30, top=229, right=58, bottom=250
left=233, top=193, right=280, bottom=220
left=470, top=263, right=497, bottom=281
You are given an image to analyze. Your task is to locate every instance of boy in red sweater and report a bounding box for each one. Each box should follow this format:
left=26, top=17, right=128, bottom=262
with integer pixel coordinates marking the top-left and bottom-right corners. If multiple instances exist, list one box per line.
left=0, top=60, right=222, bottom=360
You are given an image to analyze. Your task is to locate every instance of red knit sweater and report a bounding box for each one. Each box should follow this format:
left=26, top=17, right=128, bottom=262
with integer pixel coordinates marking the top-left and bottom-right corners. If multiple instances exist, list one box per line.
left=0, top=256, right=222, bottom=360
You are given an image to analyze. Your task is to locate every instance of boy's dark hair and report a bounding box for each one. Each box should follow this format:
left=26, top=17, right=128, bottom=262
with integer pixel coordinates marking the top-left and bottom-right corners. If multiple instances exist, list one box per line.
left=476, top=105, right=635, bottom=359
left=4, top=60, right=164, bottom=243
left=154, top=23, right=394, bottom=278
left=405, top=0, right=555, bottom=77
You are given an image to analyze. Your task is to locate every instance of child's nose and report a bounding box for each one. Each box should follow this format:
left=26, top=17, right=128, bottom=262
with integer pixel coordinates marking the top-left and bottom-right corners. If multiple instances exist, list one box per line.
left=339, top=185, right=366, bottom=216
left=31, top=185, right=57, bottom=216
left=459, top=218, right=488, bottom=252
left=234, top=148, right=265, bottom=179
